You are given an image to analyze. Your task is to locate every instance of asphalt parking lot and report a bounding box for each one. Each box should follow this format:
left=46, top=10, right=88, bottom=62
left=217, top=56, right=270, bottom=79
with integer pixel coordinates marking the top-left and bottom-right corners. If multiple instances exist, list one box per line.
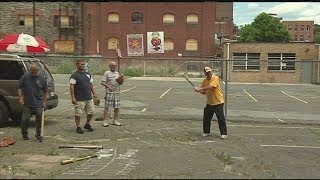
left=0, top=74, right=319, bottom=179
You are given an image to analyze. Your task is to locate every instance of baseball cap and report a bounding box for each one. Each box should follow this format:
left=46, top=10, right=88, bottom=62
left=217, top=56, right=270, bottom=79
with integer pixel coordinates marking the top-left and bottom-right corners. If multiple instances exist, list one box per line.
left=204, top=67, right=212, bottom=73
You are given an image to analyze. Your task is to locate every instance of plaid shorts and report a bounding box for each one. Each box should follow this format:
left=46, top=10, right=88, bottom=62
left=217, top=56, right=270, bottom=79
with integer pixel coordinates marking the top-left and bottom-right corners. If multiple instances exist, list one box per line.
left=105, top=93, right=120, bottom=108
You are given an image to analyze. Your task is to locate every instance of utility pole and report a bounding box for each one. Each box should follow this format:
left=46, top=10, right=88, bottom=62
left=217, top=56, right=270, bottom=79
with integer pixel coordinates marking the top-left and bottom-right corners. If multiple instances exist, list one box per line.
left=33, top=1, right=36, bottom=36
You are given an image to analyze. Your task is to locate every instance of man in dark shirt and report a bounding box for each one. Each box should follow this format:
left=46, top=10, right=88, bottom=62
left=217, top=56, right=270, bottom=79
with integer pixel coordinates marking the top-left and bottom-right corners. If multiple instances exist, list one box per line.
left=70, top=59, right=98, bottom=134
left=18, top=63, right=48, bottom=141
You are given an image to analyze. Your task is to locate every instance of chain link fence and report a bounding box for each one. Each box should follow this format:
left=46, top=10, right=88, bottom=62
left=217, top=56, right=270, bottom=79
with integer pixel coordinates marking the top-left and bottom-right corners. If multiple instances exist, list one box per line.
left=38, top=54, right=320, bottom=124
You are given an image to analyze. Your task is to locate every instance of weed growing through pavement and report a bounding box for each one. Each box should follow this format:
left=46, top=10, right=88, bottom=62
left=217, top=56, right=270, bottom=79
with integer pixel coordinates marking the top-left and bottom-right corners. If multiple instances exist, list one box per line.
left=48, top=147, right=59, bottom=156
left=209, top=148, right=233, bottom=166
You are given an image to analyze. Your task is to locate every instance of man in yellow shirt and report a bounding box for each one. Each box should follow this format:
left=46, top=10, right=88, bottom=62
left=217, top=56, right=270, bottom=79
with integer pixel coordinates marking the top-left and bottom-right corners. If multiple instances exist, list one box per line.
left=194, top=67, right=227, bottom=139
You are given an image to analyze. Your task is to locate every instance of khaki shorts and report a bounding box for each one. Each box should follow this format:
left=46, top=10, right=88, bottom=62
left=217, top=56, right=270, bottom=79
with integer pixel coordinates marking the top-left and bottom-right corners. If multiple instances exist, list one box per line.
left=74, top=99, right=94, bottom=116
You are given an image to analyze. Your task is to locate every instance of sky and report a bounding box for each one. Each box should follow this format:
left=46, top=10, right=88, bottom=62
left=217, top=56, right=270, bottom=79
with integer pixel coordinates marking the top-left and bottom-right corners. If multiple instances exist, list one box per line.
left=233, top=2, right=320, bottom=26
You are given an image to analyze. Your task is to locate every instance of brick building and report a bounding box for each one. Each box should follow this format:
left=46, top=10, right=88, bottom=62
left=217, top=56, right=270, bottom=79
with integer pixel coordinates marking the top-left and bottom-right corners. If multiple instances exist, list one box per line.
left=222, top=42, right=320, bottom=84
left=82, top=2, right=233, bottom=58
left=0, top=2, right=233, bottom=58
left=0, top=2, right=83, bottom=54
left=282, top=20, right=314, bottom=42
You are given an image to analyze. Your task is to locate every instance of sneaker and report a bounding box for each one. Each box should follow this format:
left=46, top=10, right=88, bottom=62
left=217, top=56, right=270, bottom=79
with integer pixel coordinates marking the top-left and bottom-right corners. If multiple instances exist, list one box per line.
left=35, top=134, right=42, bottom=142
left=84, top=124, right=94, bottom=132
left=221, top=135, right=228, bottom=139
left=76, top=127, right=84, bottom=134
left=102, top=120, right=109, bottom=127
left=201, top=133, right=212, bottom=137
left=113, top=120, right=121, bottom=126
left=23, top=136, right=30, bottom=141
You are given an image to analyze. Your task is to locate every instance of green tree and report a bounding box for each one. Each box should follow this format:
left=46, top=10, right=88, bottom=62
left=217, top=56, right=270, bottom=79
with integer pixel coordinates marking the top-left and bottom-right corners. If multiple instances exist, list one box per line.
left=314, top=24, right=320, bottom=43
left=239, top=12, right=292, bottom=42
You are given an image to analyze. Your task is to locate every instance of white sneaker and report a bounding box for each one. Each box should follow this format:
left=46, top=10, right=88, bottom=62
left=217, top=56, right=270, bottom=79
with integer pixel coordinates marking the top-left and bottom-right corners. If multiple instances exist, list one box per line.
left=220, top=135, right=227, bottom=139
left=102, top=120, right=109, bottom=127
left=201, top=133, right=212, bottom=137
left=113, top=120, right=121, bottom=126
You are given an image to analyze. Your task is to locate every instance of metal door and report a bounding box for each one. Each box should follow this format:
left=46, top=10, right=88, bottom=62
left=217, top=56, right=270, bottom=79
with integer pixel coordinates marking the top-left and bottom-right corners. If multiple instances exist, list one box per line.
left=301, top=61, right=312, bottom=83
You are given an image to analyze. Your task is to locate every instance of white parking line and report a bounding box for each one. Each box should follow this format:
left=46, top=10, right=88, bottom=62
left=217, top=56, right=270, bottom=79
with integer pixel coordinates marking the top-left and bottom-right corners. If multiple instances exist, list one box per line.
left=272, top=113, right=285, bottom=123
left=121, top=86, right=137, bottom=93
left=281, top=90, right=308, bottom=103
left=229, top=124, right=320, bottom=130
left=260, top=144, right=320, bottom=149
left=159, top=88, right=172, bottom=99
left=243, top=90, right=258, bottom=102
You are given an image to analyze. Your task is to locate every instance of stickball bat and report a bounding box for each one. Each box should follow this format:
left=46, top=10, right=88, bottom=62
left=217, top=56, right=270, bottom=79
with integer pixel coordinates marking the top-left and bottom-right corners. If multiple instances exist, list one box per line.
left=61, top=154, right=98, bottom=165
left=59, top=145, right=103, bottom=149
left=183, top=72, right=195, bottom=88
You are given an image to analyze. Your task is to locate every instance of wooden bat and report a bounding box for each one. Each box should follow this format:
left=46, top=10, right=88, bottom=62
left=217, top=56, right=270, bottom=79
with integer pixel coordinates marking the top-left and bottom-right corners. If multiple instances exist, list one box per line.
left=183, top=72, right=195, bottom=87
left=40, top=108, right=44, bottom=142
left=61, top=154, right=98, bottom=165
left=59, top=145, right=103, bottom=149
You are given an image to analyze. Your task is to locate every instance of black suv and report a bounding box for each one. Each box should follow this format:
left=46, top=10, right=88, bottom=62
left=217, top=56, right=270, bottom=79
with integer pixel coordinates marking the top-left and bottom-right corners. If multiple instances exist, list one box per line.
left=0, top=54, right=59, bottom=126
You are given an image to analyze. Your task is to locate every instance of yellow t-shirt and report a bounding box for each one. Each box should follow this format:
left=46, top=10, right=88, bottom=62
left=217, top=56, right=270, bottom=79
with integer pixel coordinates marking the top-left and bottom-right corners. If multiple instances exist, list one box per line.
left=201, top=75, right=224, bottom=105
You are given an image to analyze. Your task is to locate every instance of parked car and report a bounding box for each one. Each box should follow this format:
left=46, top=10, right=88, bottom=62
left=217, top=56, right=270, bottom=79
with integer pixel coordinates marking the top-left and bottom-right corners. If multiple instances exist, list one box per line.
left=0, top=54, right=58, bottom=126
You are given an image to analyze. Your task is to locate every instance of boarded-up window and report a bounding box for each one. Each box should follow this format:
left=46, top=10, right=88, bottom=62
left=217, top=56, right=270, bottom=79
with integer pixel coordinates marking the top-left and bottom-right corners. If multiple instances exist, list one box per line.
left=164, top=38, right=174, bottom=51
left=54, top=40, right=75, bottom=53
left=107, top=37, right=119, bottom=50
left=108, top=13, right=119, bottom=23
left=163, top=14, right=175, bottom=24
left=131, top=12, right=143, bottom=23
left=185, top=39, right=197, bottom=51
left=54, top=16, right=74, bottom=27
left=18, top=15, right=39, bottom=26
left=187, top=14, right=199, bottom=24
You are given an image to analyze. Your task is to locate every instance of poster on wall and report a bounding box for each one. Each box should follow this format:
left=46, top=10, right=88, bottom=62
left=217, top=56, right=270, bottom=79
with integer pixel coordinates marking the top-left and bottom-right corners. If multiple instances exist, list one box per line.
left=127, top=34, right=144, bottom=56
left=147, top=31, right=164, bottom=53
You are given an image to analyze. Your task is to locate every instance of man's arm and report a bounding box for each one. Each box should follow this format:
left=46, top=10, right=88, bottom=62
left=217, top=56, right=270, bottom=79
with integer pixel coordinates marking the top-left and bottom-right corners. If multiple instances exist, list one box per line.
left=70, top=84, right=77, bottom=105
left=17, top=88, right=24, bottom=105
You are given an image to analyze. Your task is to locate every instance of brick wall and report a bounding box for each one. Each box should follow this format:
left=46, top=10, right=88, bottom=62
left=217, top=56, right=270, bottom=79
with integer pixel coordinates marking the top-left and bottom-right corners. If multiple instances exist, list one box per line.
left=222, top=42, right=320, bottom=84
left=0, top=2, right=83, bottom=54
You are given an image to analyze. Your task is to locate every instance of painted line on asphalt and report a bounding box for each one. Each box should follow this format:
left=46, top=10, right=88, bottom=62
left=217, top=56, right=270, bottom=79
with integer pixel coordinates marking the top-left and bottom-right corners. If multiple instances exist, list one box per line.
left=272, top=113, right=285, bottom=123
left=281, top=90, right=308, bottom=103
left=159, top=88, right=172, bottom=99
left=121, top=86, right=137, bottom=93
left=260, top=144, right=320, bottom=149
left=229, top=124, right=320, bottom=130
left=141, top=88, right=172, bottom=112
left=243, top=89, right=258, bottom=102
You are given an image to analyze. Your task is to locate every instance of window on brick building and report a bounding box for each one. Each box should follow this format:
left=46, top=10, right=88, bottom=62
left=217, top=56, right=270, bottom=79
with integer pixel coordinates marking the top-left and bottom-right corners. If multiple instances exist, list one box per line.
left=18, top=15, right=39, bottom=27
left=186, top=14, right=199, bottom=24
left=288, top=25, right=292, bottom=31
left=185, top=39, right=197, bottom=51
left=294, top=25, right=298, bottom=31
left=306, top=25, right=310, bottom=31
left=54, top=40, right=75, bottom=53
left=294, top=35, right=298, bottom=41
left=164, top=38, right=174, bottom=51
left=300, top=35, right=304, bottom=41
left=108, top=13, right=119, bottom=23
left=131, top=12, right=143, bottom=24
left=268, top=53, right=295, bottom=71
left=232, top=53, right=260, bottom=70
left=107, top=37, right=119, bottom=50
left=300, top=25, right=305, bottom=31
left=54, top=15, right=74, bottom=27
left=163, top=13, right=175, bottom=24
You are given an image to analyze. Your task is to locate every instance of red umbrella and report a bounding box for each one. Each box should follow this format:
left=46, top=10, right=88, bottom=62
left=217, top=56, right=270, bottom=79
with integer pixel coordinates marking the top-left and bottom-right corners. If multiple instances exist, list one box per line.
left=0, top=33, right=50, bottom=53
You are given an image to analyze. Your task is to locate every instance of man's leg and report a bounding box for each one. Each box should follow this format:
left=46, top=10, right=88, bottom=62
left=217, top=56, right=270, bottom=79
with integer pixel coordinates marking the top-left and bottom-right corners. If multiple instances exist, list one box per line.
left=74, top=103, right=84, bottom=134
left=34, top=107, right=43, bottom=140
left=84, top=100, right=94, bottom=132
left=113, top=94, right=121, bottom=126
left=203, top=105, right=214, bottom=134
left=215, top=104, right=227, bottom=135
left=21, top=107, right=32, bottom=140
